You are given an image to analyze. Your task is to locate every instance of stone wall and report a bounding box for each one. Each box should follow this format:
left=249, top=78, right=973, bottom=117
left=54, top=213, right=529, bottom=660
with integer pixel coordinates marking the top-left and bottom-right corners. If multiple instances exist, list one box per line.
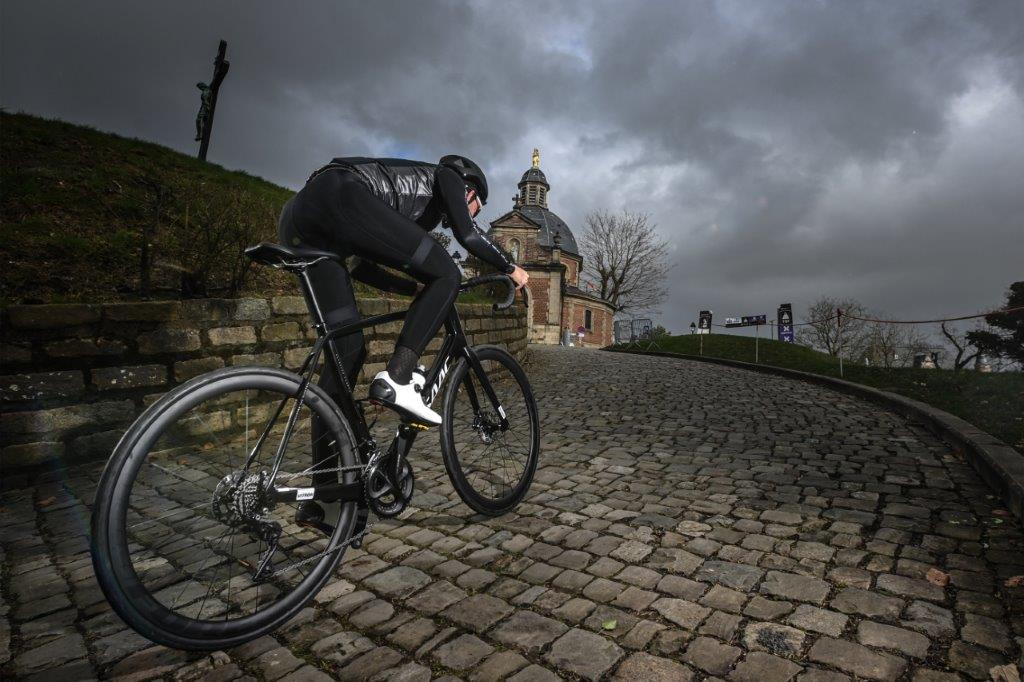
left=0, top=296, right=527, bottom=477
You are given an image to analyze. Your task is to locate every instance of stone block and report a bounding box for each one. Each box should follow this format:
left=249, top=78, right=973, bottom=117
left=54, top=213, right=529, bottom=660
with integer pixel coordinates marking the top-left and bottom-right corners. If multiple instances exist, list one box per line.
left=174, top=356, right=225, bottom=381
left=272, top=296, right=307, bottom=315
left=179, top=299, right=235, bottom=321
left=44, top=337, right=126, bottom=358
left=260, top=322, right=301, bottom=342
left=857, top=620, right=929, bottom=658
left=1, top=371, right=85, bottom=402
left=808, top=637, right=906, bottom=680
left=2, top=343, right=33, bottom=364
left=7, top=304, right=100, bottom=329
left=207, top=326, right=257, bottom=347
left=357, top=299, right=389, bottom=316
left=283, top=347, right=313, bottom=369
left=230, top=352, right=281, bottom=368
left=1, top=441, right=65, bottom=467
left=92, top=364, right=167, bottom=391
left=1, top=400, right=134, bottom=434
left=545, top=628, right=624, bottom=681
left=366, top=339, right=391, bottom=358
left=377, top=321, right=403, bottom=335
left=137, top=328, right=201, bottom=355
left=70, top=429, right=122, bottom=460
left=233, top=298, right=271, bottom=321
left=103, top=301, right=180, bottom=322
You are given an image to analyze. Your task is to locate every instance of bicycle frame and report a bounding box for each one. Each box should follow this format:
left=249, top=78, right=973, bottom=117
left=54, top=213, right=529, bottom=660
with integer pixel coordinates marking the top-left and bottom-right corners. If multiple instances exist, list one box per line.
left=254, top=264, right=511, bottom=506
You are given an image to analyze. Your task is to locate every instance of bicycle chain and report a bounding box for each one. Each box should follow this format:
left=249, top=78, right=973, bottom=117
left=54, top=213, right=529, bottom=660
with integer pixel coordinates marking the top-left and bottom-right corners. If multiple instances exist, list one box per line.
left=266, top=517, right=375, bottom=578
left=266, top=455, right=384, bottom=579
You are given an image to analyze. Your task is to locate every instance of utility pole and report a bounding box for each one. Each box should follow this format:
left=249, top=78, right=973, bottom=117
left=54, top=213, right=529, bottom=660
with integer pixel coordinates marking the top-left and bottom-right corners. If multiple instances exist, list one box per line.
left=195, top=40, right=230, bottom=161
left=837, top=308, right=844, bottom=378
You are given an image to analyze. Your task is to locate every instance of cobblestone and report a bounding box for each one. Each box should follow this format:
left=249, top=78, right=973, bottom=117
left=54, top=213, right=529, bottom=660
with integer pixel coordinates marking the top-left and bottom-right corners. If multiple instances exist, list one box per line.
left=612, top=651, right=693, bottom=680
left=3, top=346, right=1023, bottom=680
left=546, top=627, right=624, bottom=680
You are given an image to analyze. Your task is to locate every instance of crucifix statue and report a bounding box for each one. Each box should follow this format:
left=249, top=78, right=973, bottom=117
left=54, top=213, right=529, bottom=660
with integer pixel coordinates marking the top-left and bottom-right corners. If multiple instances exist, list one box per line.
left=194, top=83, right=212, bottom=141
left=195, top=40, right=231, bottom=161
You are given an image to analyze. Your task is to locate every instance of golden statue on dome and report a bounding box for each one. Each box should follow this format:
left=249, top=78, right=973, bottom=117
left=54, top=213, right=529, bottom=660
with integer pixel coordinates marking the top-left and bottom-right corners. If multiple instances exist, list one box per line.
left=532, top=148, right=540, bottom=169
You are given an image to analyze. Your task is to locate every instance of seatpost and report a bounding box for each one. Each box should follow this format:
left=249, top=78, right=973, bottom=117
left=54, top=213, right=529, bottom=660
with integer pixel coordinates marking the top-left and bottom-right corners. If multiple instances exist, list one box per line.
left=298, top=267, right=328, bottom=331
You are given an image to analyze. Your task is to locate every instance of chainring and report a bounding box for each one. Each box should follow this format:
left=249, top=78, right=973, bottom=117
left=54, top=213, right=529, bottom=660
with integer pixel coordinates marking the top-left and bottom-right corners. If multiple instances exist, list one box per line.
left=364, top=456, right=414, bottom=518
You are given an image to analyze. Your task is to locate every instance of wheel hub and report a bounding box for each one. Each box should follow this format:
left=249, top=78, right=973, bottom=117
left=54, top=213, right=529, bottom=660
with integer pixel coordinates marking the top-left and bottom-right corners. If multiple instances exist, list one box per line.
left=473, top=411, right=500, bottom=444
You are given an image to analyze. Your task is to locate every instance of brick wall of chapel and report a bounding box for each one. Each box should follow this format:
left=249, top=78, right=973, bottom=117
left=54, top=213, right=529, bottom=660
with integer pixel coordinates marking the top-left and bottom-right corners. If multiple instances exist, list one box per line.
left=562, top=298, right=614, bottom=347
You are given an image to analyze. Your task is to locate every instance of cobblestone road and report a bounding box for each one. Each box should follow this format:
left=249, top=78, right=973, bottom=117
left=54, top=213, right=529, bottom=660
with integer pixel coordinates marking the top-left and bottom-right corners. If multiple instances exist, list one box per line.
left=2, top=345, right=1023, bottom=681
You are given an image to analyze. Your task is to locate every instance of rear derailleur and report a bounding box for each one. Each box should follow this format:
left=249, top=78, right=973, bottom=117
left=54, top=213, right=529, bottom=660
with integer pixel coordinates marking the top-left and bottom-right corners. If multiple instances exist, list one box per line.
left=211, top=469, right=282, bottom=582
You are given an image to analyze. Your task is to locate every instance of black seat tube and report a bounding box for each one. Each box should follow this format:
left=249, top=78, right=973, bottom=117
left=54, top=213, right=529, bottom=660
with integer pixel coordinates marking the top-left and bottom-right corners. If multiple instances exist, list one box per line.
left=295, top=267, right=365, bottom=439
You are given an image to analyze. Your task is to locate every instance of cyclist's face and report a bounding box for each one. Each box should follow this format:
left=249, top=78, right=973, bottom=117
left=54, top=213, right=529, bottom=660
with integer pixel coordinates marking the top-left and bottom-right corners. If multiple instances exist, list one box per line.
left=466, top=189, right=482, bottom=218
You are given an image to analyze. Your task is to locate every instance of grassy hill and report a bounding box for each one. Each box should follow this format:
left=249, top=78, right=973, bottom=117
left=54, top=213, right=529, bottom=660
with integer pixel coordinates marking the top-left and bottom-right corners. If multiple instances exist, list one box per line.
left=1, top=112, right=294, bottom=303
left=0, top=112, right=494, bottom=306
left=612, top=333, right=1023, bottom=453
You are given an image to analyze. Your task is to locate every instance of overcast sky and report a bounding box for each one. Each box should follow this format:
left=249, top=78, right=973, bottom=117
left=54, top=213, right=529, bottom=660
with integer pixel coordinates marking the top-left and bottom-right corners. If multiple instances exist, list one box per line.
left=3, top=1, right=1022, bottom=335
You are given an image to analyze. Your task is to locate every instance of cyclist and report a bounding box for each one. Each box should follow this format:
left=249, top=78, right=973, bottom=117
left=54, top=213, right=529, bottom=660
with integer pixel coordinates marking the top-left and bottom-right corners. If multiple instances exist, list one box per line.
left=278, top=155, right=529, bottom=427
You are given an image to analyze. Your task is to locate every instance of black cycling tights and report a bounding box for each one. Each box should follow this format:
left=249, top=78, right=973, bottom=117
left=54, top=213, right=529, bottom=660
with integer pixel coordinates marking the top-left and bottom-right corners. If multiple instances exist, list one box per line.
left=279, top=170, right=459, bottom=486
left=278, top=168, right=461, bottom=391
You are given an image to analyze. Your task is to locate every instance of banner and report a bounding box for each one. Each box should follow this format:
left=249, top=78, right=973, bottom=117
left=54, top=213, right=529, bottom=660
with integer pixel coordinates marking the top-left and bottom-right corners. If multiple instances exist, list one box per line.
left=777, top=303, right=794, bottom=343
left=698, top=310, right=712, bottom=334
left=725, top=314, right=766, bottom=328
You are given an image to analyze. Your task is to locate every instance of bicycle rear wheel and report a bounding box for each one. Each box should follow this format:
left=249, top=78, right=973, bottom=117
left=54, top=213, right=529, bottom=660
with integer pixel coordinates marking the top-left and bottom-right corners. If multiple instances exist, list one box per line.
left=440, top=345, right=540, bottom=515
left=90, top=366, right=359, bottom=651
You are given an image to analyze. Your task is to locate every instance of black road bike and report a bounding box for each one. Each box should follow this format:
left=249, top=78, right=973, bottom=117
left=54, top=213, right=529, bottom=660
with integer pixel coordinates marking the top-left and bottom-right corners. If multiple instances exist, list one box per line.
left=90, top=243, right=540, bottom=651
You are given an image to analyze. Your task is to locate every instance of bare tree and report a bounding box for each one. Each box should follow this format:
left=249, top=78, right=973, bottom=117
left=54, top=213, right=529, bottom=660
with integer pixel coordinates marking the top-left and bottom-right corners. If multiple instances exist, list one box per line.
left=796, top=296, right=870, bottom=358
left=165, top=181, right=272, bottom=298
left=861, top=319, right=933, bottom=368
left=940, top=321, right=980, bottom=371
left=579, top=210, right=672, bottom=316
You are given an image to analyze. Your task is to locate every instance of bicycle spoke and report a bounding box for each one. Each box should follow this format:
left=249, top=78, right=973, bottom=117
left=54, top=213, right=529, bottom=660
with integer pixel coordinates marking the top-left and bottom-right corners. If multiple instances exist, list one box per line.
left=447, top=351, right=536, bottom=508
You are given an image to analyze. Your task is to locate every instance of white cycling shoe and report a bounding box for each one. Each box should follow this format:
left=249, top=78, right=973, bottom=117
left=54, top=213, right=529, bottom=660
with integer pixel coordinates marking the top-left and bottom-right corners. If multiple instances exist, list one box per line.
left=368, top=370, right=442, bottom=427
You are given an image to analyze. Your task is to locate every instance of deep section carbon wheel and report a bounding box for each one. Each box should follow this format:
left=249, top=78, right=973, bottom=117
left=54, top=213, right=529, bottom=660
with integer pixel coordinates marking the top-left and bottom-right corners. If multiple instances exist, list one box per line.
left=440, top=345, right=540, bottom=515
left=90, top=366, right=359, bottom=651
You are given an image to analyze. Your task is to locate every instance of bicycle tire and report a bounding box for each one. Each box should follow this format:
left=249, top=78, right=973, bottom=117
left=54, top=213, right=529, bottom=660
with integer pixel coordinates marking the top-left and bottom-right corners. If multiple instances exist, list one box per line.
left=90, top=366, right=359, bottom=651
left=439, top=345, right=540, bottom=515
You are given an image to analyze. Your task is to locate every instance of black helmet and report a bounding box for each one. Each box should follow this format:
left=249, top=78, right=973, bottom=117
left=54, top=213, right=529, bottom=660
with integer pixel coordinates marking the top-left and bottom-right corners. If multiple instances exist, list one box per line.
left=439, top=155, right=488, bottom=205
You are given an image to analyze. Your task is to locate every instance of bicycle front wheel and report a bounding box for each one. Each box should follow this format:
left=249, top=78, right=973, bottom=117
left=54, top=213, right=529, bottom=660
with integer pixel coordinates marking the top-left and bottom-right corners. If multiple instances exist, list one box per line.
left=440, top=344, right=540, bottom=515
left=90, top=366, right=359, bottom=651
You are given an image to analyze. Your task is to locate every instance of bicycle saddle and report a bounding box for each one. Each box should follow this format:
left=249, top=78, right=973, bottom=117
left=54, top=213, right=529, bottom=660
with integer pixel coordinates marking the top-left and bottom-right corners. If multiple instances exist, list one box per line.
left=245, top=242, right=343, bottom=268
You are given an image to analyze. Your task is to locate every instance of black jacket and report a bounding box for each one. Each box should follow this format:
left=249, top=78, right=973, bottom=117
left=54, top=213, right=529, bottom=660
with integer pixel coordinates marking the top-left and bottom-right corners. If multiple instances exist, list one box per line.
left=308, top=157, right=515, bottom=274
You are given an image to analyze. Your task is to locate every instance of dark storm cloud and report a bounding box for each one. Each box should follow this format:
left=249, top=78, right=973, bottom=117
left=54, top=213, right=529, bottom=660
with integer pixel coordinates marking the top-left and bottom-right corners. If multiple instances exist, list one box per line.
left=2, top=0, right=1022, bottom=335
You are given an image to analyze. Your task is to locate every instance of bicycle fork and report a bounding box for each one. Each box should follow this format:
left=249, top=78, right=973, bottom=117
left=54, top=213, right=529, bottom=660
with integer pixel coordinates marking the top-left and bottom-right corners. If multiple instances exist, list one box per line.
left=461, top=345, right=511, bottom=432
